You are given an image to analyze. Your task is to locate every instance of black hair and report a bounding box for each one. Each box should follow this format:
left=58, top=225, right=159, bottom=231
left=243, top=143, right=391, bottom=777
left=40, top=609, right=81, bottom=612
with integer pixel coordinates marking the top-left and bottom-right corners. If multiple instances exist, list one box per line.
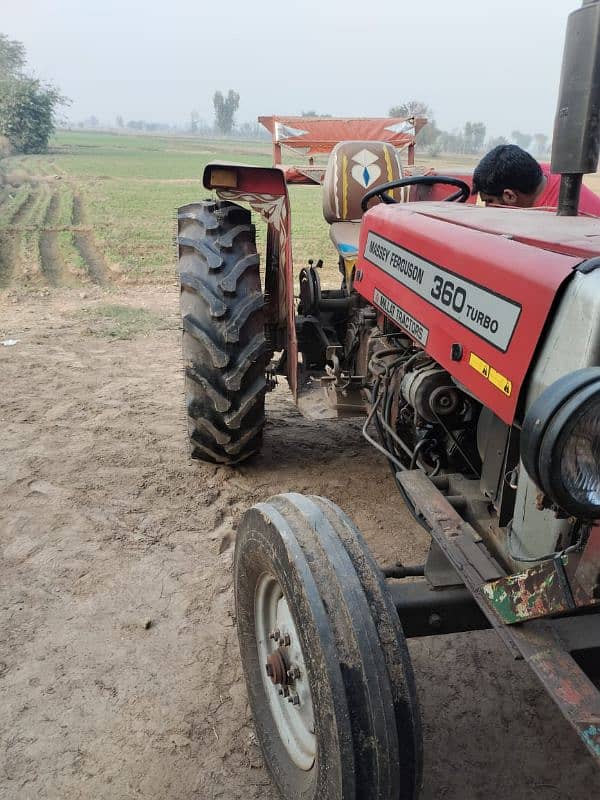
left=472, top=144, right=543, bottom=196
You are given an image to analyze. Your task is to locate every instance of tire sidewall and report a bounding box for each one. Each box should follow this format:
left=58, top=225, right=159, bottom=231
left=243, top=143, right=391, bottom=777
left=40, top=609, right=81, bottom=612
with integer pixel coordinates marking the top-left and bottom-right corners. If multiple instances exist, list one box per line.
left=234, top=513, right=351, bottom=800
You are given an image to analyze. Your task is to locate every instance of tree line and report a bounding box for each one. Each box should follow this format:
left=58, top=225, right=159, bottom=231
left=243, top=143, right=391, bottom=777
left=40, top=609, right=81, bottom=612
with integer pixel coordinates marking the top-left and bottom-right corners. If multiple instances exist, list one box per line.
left=0, top=33, right=66, bottom=153
left=389, top=100, right=550, bottom=158
left=14, top=70, right=548, bottom=159
left=201, top=93, right=552, bottom=156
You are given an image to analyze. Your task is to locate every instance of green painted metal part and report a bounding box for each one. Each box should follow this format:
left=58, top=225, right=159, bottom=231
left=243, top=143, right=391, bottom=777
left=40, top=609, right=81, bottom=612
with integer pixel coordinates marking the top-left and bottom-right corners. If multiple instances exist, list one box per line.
left=482, top=551, right=600, bottom=624
left=581, top=725, right=600, bottom=758
left=482, top=556, right=574, bottom=624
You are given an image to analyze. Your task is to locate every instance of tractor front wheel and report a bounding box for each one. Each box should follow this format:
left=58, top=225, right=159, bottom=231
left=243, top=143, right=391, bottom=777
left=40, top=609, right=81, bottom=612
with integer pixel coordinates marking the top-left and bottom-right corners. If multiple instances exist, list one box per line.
left=177, top=200, right=269, bottom=464
left=234, top=493, right=423, bottom=800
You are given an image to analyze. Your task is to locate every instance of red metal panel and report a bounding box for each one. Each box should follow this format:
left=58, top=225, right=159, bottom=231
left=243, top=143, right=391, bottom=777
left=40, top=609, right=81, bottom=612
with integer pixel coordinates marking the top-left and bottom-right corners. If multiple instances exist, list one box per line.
left=203, top=163, right=298, bottom=398
left=258, top=116, right=418, bottom=157
left=404, top=201, right=600, bottom=259
left=355, top=203, right=582, bottom=424
left=203, top=164, right=288, bottom=196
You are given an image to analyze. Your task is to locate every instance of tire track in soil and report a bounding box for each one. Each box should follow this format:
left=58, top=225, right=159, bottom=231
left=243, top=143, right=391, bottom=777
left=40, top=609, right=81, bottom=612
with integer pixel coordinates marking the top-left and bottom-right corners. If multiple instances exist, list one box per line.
left=0, top=185, right=35, bottom=287
left=39, top=192, right=64, bottom=287
left=72, top=194, right=108, bottom=285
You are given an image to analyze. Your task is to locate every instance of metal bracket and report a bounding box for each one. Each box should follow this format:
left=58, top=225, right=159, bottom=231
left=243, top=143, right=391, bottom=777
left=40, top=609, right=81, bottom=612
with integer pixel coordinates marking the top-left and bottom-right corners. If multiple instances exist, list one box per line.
left=481, top=555, right=578, bottom=624
left=398, top=469, right=600, bottom=766
left=424, top=541, right=464, bottom=589
left=398, top=469, right=520, bottom=658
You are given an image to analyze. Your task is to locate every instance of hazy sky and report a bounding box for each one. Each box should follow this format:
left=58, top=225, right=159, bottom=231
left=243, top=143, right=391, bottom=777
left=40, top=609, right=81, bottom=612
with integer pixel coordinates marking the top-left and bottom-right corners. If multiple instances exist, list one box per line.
left=2, top=0, right=580, bottom=136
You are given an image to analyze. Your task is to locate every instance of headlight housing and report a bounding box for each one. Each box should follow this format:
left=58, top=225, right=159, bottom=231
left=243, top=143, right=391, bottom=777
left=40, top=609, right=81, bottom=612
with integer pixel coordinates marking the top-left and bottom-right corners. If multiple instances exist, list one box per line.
left=522, top=368, right=600, bottom=520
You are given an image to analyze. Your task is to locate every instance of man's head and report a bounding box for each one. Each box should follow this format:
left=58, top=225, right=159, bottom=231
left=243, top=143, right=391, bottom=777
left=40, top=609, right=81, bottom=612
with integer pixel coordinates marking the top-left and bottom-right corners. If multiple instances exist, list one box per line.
left=472, top=144, right=544, bottom=207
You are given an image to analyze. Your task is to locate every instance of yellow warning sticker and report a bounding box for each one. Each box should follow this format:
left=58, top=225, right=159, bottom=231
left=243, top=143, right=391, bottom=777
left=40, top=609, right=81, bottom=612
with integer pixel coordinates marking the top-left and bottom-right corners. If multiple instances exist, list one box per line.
left=468, top=352, right=490, bottom=378
left=469, top=353, right=513, bottom=397
left=489, top=367, right=512, bottom=397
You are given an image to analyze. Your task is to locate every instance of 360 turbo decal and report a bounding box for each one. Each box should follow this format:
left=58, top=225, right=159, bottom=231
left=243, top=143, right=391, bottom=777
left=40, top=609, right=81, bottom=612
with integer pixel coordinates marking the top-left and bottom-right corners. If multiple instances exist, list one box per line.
left=364, top=231, right=521, bottom=351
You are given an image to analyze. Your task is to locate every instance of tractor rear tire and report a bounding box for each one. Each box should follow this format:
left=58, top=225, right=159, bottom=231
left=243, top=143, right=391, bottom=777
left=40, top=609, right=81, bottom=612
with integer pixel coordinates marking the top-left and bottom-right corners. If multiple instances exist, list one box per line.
left=178, top=200, right=269, bottom=464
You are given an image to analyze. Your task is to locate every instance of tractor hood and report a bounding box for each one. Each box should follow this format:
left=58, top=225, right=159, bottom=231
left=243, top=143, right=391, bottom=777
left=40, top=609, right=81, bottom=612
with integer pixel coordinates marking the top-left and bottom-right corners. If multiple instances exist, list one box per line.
left=384, top=201, right=600, bottom=259
left=355, top=202, right=597, bottom=424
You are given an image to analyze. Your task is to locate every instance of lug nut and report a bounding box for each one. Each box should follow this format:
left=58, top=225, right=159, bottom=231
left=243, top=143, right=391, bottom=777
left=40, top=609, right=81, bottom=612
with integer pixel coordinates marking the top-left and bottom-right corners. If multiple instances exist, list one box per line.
left=287, top=693, right=300, bottom=706
left=287, top=666, right=301, bottom=680
left=269, top=629, right=281, bottom=641
left=428, top=613, right=442, bottom=630
left=283, top=634, right=291, bottom=646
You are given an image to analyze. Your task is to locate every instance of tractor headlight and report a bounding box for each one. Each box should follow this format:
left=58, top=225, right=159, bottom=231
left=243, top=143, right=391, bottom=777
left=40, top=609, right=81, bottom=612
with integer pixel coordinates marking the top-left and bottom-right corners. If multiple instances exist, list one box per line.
left=522, top=369, right=600, bottom=520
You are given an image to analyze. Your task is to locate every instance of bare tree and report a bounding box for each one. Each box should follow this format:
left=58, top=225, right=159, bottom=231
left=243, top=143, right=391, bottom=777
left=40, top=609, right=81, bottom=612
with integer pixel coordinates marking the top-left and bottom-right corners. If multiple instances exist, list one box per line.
left=388, top=100, right=432, bottom=119
left=213, top=90, right=240, bottom=135
left=511, top=130, right=533, bottom=150
left=470, top=122, right=487, bottom=153
left=533, top=133, right=550, bottom=158
left=486, top=136, right=509, bottom=150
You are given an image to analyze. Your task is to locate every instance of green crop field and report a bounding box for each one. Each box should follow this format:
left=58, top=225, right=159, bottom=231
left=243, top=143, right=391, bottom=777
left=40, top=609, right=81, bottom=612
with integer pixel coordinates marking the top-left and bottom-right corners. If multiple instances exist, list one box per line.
left=0, top=130, right=344, bottom=290
left=9, top=131, right=597, bottom=294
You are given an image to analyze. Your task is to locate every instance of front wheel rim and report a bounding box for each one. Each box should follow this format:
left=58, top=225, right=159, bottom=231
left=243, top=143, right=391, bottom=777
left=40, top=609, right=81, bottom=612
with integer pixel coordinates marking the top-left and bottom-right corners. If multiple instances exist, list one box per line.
left=254, top=573, right=316, bottom=771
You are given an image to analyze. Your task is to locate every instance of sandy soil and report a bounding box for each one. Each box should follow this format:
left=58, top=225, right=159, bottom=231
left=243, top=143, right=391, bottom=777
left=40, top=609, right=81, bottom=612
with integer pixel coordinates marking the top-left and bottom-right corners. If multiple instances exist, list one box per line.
left=1, top=286, right=599, bottom=800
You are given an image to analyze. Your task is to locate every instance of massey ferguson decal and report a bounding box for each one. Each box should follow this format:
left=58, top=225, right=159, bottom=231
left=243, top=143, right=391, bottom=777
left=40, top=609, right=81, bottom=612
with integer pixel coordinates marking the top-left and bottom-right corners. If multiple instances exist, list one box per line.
left=364, top=232, right=522, bottom=351
left=373, top=289, right=429, bottom=345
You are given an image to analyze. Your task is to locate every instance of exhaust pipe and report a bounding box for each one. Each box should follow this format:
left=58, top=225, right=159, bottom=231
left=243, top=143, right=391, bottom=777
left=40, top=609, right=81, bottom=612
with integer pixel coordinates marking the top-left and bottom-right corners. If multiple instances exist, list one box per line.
left=552, top=0, right=600, bottom=215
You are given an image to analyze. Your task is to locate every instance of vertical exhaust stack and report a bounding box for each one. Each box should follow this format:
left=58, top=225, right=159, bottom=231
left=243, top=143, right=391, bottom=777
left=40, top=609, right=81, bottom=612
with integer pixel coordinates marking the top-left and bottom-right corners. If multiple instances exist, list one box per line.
left=552, top=0, right=600, bottom=215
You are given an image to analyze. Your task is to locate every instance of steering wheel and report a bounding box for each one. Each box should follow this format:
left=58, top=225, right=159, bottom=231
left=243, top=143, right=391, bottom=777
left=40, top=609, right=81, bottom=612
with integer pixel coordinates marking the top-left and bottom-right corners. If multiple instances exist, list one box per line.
left=360, top=175, right=471, bottom=212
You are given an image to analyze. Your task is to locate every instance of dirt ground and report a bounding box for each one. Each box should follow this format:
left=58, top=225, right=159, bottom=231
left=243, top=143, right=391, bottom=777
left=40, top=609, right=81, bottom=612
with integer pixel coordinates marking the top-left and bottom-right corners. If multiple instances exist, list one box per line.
left=1, top=285, right=599, bottom=800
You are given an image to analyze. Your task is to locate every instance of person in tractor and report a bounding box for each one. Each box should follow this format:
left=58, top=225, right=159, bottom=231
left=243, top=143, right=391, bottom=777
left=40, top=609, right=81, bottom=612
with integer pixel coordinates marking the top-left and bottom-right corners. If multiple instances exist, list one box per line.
left=472, top=143, right=600, bottom=215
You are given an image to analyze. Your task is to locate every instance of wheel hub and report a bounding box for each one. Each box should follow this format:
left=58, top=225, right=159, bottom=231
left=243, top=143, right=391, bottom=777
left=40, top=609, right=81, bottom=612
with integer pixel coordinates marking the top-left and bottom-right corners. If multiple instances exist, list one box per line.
left=255, top=574, right=316, bottom=770
left=265, top=648, right=288, bottom=686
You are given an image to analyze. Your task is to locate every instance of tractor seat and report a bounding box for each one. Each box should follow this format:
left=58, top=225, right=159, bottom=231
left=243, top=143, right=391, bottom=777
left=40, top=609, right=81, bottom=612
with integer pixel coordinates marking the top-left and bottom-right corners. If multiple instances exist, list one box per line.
left=322, top=140, right=404, bottom=258
left=329, top=222, right=361, bottom=255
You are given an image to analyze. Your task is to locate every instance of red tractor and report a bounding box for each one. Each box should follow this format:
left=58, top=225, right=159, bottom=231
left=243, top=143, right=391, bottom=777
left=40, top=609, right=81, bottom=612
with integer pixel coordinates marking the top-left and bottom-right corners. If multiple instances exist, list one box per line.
left=177, top=3, right=600, bottom=797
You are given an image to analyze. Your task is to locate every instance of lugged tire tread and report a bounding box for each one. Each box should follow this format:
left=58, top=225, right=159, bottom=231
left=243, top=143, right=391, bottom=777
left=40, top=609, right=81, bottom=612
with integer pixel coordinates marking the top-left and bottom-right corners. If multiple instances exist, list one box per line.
left=178, top=199, right=269, bottom=464
left=190, top=440, right=232, bottom=463
left=219, top=253, right=260, bottom=293
left=223, top=420, right=264, bottom=455
left=178, top=237, right=224, bottom=270
left=222, top=333, right=268, bottom=391
left=178, top=200, right=215, bottom=216
left=177, top=205, right=219, bottom=232
left=186, top=365, right=231, bottom=412
left=184, top=292, right=264, bottom=346
left=226, top=292, right=264, bottom=338
left=180, top=270, right=227, bottom=317
left=217, top=223, right=254, bottom=249
left=224, top=376, right=268, bottom=429
left=182, top=314, right=229, bottom=368
left=190, top=416, right=232, bottom=446
left=215, top=203, right=251, bottom=225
